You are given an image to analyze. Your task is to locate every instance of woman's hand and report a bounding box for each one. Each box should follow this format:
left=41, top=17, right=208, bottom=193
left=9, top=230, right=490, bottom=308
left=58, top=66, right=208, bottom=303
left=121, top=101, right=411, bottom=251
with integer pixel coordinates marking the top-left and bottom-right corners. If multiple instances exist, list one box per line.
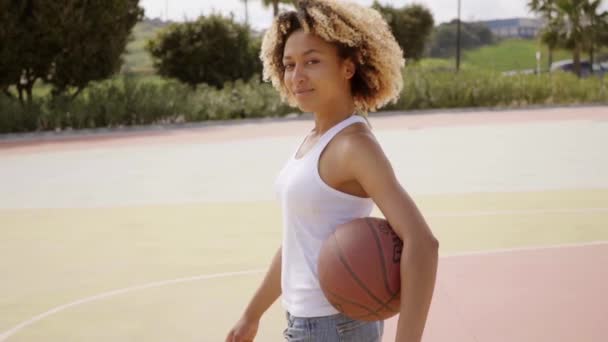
left=225, top=316, right=259, bottom=342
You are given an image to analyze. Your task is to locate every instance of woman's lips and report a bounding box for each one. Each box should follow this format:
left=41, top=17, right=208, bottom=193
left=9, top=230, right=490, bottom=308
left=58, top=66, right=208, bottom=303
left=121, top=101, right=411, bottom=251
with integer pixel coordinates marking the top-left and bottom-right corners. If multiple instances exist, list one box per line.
left=295, top=89, right=314, bottom=96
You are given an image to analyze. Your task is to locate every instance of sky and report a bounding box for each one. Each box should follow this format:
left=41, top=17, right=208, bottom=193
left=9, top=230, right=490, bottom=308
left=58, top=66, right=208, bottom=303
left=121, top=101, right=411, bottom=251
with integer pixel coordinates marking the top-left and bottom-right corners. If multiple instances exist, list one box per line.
left=140, top=0, right=543, bottom=29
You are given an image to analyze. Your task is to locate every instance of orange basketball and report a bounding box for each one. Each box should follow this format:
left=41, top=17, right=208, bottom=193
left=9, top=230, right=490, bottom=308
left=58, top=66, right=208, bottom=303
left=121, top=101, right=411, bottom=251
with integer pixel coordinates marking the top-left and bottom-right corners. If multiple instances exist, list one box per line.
left=318, top=217, right=403, bottom=321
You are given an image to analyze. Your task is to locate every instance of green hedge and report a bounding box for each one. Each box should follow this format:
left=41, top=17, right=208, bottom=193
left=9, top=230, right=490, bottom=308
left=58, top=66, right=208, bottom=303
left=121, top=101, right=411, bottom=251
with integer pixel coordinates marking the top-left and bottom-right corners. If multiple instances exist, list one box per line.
left=0, top=75, right=292, bottom=133
left=388, top=66, right=607, bottom=110
left=1, top=68, right=606, bottom=134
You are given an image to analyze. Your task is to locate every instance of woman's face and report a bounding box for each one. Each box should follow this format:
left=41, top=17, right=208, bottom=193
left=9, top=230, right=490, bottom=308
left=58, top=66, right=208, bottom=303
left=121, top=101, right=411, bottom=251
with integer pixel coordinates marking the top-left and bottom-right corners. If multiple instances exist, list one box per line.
left=282, top=30, right=354, bottom=113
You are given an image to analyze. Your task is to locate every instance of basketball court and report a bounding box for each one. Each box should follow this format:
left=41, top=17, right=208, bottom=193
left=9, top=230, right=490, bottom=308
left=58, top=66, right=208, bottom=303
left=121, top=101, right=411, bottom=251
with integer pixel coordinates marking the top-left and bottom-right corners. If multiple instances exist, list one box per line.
left=1, top=106, right=607, bottom=341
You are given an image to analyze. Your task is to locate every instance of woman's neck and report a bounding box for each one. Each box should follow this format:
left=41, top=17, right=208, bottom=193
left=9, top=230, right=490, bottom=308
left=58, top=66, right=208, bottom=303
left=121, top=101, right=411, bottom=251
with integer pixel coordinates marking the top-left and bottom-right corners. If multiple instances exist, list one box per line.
left=312, top=100, right=356, bottom=136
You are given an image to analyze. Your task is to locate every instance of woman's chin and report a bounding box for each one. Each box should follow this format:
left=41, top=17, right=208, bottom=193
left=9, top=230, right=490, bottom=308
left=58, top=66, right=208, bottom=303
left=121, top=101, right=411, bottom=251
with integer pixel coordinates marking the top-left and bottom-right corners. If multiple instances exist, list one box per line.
left=295, top=101, right=316, bottom=113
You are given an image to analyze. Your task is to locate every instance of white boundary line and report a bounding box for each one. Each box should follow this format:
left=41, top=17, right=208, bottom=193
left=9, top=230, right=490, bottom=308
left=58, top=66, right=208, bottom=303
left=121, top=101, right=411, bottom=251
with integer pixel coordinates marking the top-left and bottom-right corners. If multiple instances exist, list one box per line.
left=0, top=269, right=265, bottom=341
left=426, top=207, right=608, bottom=218
left=1, top=241, right=607, bottom=340
left=442, top=240, right=608, bottom=257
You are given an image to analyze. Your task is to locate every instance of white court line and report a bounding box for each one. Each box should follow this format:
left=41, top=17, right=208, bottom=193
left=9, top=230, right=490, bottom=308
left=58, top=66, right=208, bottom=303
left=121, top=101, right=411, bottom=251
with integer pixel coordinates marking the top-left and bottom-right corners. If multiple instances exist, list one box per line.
left=442, top=240, right=608, bottom=257
left=0, top=269, right=265, bottom=341
left=426, top=207, right=608, bottom=218
left=1, top=237, right=607, bottom=340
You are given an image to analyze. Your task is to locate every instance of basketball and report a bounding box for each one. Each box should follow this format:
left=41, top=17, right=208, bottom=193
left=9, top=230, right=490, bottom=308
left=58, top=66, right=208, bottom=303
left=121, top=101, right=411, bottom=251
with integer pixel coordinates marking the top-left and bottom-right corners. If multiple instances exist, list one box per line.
left=318, top=217, right=403, bottom=321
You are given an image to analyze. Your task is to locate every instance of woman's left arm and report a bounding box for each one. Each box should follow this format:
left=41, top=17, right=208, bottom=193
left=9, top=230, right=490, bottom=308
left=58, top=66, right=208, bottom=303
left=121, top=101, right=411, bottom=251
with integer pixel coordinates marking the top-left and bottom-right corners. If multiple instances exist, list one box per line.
left=345, top=133, right=439, bottom=342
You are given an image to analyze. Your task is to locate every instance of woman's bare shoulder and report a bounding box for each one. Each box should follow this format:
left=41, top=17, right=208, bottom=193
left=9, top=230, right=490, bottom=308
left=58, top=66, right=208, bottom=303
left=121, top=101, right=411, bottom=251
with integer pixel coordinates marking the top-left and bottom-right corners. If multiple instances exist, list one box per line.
left=338, top=122, right=379, bottom=146
left=332, top=122, right=386, bottom=167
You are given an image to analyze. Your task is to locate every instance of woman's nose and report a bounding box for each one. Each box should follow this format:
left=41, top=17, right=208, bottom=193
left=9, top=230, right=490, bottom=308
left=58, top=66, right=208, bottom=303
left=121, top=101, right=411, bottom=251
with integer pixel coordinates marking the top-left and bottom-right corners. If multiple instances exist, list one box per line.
left=292, top=64, right=306, bottom=84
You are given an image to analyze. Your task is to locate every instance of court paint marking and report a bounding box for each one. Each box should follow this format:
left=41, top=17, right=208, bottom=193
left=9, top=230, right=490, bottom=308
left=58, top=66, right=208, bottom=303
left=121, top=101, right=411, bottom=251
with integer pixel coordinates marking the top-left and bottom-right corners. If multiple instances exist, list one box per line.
left=0, top=269, right=265, bottom=341
left=425, top=207, right=608, bottom=218
left=1, top=235, right=607, bottom=339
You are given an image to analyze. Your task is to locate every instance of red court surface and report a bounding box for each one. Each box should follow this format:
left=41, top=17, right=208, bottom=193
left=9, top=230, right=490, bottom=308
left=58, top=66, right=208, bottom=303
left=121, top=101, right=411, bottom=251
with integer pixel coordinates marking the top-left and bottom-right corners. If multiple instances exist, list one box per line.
left=383, top=243, right=608, bottom=342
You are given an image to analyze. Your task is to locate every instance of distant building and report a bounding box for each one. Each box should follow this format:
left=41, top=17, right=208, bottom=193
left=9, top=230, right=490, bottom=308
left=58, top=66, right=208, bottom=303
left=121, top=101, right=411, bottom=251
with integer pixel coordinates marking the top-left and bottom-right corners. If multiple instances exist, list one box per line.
left=477, top=18, right=544, bottom=39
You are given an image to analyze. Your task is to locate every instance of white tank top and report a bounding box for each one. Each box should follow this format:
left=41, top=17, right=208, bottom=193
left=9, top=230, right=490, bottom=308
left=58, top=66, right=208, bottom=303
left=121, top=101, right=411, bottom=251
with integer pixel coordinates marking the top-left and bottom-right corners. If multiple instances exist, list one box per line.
left=274, top=115, right=374, bottom=317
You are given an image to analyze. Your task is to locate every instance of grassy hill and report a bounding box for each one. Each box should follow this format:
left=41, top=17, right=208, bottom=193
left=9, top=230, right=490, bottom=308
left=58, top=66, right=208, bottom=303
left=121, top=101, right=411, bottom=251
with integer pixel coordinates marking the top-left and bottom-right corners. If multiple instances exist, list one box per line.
left=118, top=21, right=607, bottom=75
left=463, top=38, right=572, bottom=72
left=122, top=18, right=171, bottom=74
left=423, top=38, right=608, bottom=73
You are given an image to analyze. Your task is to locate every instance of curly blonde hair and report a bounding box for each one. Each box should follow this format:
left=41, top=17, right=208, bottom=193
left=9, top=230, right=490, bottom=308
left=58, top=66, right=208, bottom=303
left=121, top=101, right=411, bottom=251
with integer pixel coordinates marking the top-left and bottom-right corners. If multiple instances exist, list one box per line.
left=260, top=0, right=405, bottom=114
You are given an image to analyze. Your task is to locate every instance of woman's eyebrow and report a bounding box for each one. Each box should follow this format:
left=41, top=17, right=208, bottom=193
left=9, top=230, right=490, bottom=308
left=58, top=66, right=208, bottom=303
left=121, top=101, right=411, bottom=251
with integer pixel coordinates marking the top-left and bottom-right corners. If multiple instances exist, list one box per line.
left=283, top=49, right=322, bottom=60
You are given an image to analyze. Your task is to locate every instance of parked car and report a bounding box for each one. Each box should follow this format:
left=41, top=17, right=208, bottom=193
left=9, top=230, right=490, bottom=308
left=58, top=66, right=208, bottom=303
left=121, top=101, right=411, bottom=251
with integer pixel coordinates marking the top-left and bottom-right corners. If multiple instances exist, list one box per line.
left=550, top=59, right=607, bottom=77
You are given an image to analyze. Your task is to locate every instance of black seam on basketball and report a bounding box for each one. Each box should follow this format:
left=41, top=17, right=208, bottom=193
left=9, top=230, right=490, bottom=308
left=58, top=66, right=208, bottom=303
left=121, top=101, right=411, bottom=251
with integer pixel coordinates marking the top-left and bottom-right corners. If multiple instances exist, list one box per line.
left=332, top=233, right=395, bottom=313
left=324, top=288, right=383, bottom=321
left=378, top=287, right=400, bottom=313
left=355, top=287, right=401, bottom=320
left=365, top=217, right=397, bottom=297
left=327, top=287, right=399, bottom=321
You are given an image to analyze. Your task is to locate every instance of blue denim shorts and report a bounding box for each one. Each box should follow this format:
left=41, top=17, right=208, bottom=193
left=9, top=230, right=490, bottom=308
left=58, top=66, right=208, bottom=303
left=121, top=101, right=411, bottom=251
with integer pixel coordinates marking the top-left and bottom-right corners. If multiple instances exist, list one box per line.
left=283, top=311, right=384, bottom=341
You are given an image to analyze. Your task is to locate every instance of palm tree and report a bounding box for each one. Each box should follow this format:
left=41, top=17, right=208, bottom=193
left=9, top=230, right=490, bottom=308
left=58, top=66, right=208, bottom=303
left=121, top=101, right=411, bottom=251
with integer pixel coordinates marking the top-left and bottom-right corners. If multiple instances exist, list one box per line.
left=529, top=0, right=608, bottom=77
left=261, top=0, right=293, bottom=17
left=241, top=0, right=250, bottom=26
left=540, top=23, right=561, bottom=69
left=582, top=0, right=608, bottom=65
left=528, top=0, right=558, bottom=69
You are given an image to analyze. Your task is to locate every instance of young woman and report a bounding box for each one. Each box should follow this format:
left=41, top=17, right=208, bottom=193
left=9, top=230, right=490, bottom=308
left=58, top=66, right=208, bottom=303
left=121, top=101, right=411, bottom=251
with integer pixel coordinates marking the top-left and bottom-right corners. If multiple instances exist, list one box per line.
left=226, top=0, right=439, bottom=341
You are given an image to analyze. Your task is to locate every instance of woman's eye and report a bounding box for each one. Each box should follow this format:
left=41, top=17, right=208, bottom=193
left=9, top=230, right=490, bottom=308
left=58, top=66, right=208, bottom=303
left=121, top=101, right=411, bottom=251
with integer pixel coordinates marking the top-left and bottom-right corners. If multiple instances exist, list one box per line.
left=284, top=60, right=318, bottom=70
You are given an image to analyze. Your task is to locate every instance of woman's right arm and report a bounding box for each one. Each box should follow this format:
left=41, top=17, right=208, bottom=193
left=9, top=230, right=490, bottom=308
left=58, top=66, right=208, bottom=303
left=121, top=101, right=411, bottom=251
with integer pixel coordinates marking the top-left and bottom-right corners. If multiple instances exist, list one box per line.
left=226, top=246, right=282, bottom=342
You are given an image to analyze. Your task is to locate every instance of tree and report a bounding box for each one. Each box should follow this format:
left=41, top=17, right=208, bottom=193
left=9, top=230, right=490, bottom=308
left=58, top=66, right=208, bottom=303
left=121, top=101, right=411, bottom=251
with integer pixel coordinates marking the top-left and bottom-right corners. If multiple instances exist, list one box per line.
left=427, top=20, right=495, bottom=58
left=372, top=2, right=435, bottom=61
left=582, top=0, right=608, bottom=65
left=0, top=1, right=26, bottom=101
left=241, top=0, right=250, bottom=26
left=0, top=0, right=144, bottom=105
left=528, top=0, right=608, bottom=77
left=529, top=0, right=559, bottom=68
left=261, top=0, right=293, bottom=17
left=147, top=14, right=262, bottom=88
left=540, top=22, right=562, bottom=69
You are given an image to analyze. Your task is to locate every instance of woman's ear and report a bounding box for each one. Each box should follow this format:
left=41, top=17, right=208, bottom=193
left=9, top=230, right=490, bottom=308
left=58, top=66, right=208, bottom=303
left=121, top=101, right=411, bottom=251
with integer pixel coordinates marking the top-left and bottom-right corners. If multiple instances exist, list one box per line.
left=343, top=59, right=356, bottom=80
